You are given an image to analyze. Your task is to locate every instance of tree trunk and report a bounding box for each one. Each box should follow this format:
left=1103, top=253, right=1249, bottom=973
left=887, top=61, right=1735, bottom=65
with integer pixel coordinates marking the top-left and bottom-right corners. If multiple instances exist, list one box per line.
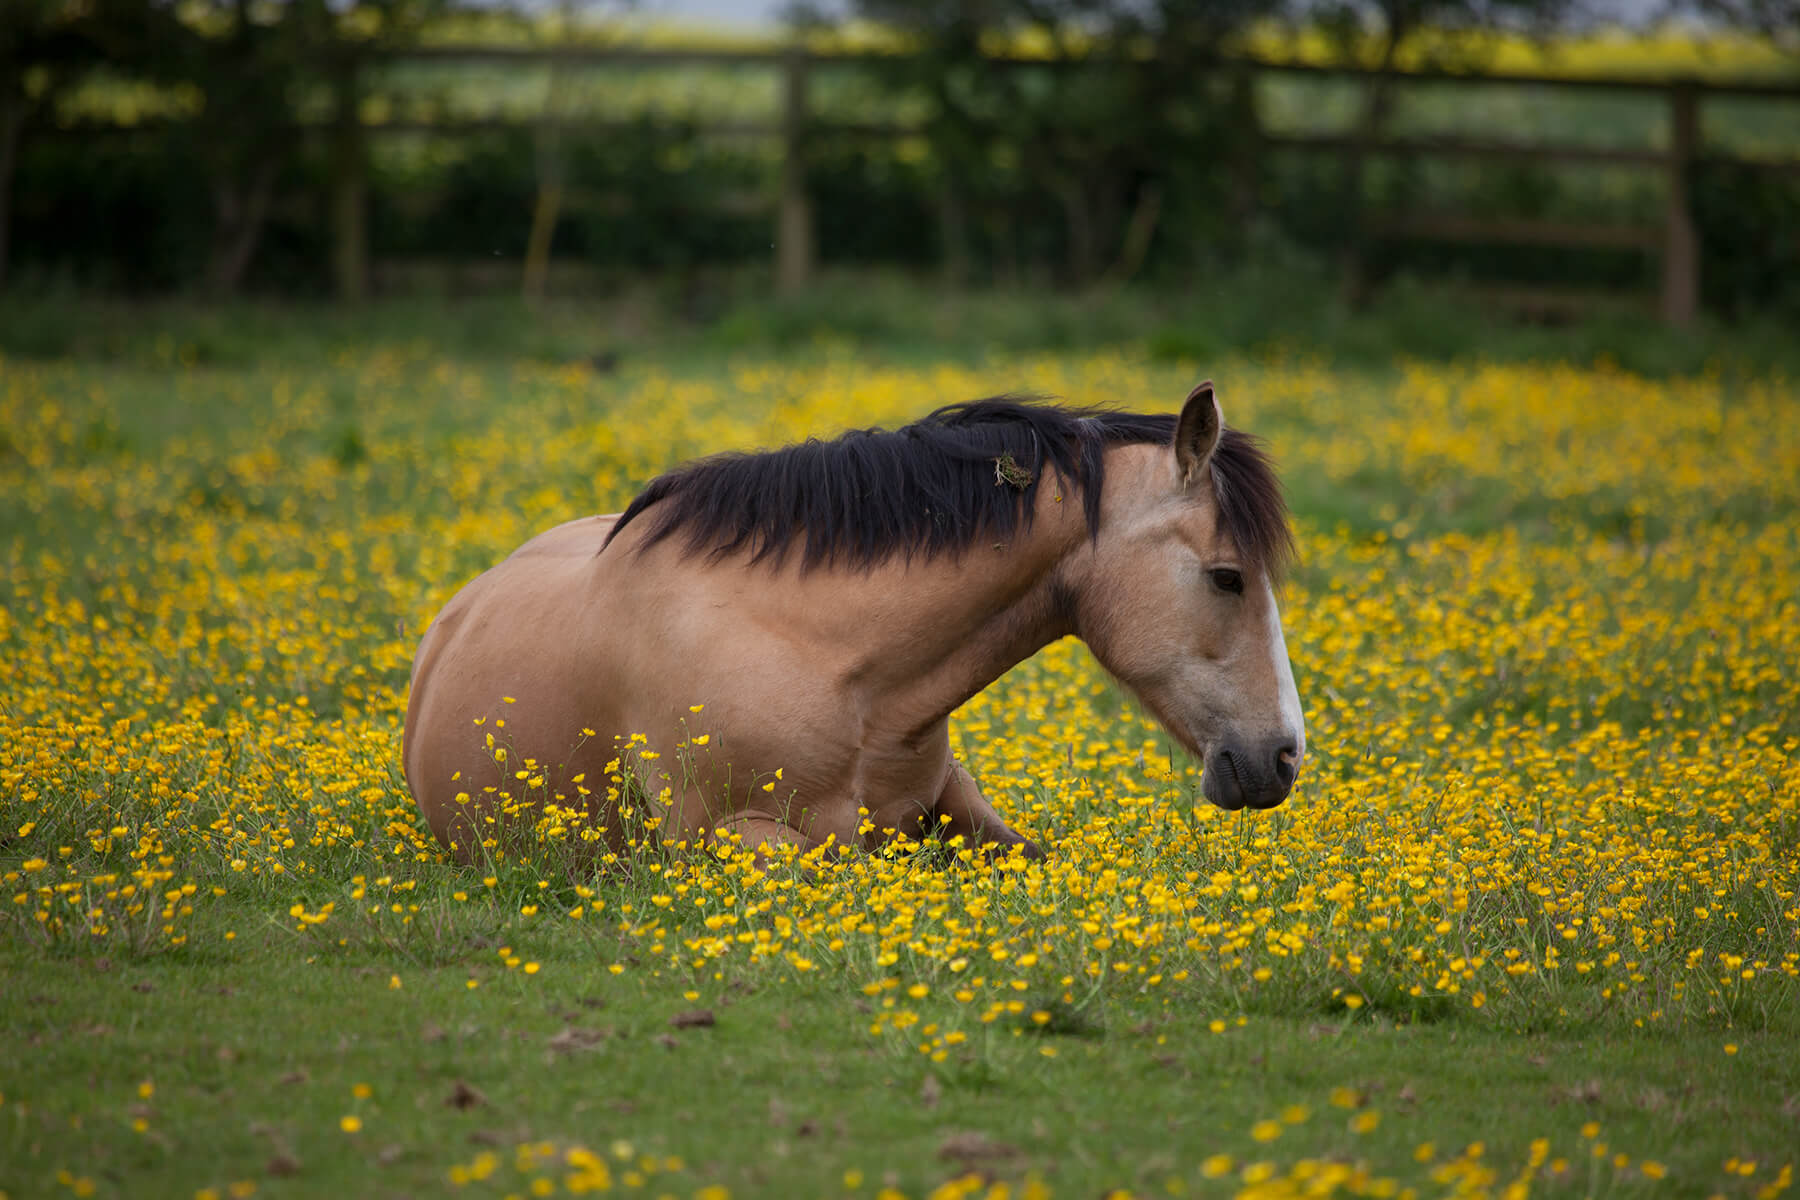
left=330, top=58, right=368, bottom=303
left=521, top=179, right=563, bottom=301
left=1659, top=83, right=1699, bottom=329
left=1339, top=30, right=1404, bottom=309
left=775, top=49, right=813, bottom=295
left=1102, top=181, right=1164, bottom=288
left=1228, top=68, right=1261, bottom=245
left=207, top=158, right=276, bottom=296
left=524, top=0, right=578, bottom=303
left=0, top=97, right=25, bottom=291
left=938, top=174, right=969, bottom=289
left=931, top=105, right=973, bottom=288
left=994, top=208, right=1018, bottom=289
left=1047, top=170, right=1096, bottom=286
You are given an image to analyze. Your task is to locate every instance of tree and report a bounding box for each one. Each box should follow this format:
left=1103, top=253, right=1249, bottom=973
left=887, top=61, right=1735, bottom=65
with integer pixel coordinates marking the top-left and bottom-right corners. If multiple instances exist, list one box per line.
left=811, top=0, right=1289, bottom=285
left=287, top=0, right=467, bottom=301
left=1302, top=0, right=1577, bottom=303
left=0, top=0, right=98, bottom=289
left=80, top=0, right=309, bottom=293
left=1665, top=0, right=1799, bottom=54
left=80, top=0, right=457, bottom=295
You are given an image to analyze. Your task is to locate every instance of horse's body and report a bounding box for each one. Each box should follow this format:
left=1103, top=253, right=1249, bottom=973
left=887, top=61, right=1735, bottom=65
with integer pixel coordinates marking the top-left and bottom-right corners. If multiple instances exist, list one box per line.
left=404, top=386, right=1304, bottom=863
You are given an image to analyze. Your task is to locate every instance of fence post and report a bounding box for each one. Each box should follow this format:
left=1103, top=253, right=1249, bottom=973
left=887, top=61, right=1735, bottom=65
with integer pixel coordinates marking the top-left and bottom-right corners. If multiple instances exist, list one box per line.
left=777, top=48, right=814, bottom=294
left=1228, top=66, right=1261, bottom=242
left=330, top=53, right=369, bottom=303
left=1339, top=64, right=1394, bottom=310
left=1660, top=82, right=1699, bottom=329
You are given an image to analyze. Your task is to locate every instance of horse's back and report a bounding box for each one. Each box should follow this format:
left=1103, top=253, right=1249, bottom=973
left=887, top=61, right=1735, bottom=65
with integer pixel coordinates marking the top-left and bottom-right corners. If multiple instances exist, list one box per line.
left=406, top=514, right=620, bottom=693
left=506, top=513, right=621, bottom=560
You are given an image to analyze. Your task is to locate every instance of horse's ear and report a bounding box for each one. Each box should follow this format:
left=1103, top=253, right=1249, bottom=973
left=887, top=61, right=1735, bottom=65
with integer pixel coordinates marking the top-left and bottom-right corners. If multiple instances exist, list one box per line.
left=1175, top=381, right=1222, bottom=488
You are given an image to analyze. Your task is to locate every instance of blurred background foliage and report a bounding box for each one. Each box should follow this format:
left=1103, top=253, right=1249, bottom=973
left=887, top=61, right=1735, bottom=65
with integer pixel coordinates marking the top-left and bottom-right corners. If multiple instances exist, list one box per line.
left=2, top=0, right=1797, bottom=320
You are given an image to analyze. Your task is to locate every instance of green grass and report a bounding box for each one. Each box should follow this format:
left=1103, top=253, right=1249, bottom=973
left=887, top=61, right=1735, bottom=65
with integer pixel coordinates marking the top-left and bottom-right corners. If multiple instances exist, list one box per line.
left=5, top=271, right=1799, bottom=378
left=6, top=929, right=1795, bottom=1199
left=3, top=303, right=1797, bottom=1199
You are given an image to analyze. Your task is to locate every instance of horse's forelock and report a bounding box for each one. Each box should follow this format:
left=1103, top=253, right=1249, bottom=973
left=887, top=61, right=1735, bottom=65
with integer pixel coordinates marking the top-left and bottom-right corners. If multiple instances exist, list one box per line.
left=1210, top=428, right=1294, bottom=583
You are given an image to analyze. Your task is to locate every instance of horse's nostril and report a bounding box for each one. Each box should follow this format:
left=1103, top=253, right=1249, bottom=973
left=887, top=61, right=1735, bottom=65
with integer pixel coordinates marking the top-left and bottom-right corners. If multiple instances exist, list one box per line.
left=1273, top=743, right=1299, bottom=789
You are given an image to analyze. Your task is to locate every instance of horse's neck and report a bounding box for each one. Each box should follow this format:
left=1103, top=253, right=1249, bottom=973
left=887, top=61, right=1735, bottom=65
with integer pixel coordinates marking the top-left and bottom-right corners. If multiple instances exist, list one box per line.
left=854, top=482, right=1090, bottom=740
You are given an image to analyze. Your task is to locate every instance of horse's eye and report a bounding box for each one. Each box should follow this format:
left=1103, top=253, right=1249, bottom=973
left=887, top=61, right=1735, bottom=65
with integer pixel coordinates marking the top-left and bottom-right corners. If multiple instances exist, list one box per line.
left=1209, top=568, right=1244, bottom=596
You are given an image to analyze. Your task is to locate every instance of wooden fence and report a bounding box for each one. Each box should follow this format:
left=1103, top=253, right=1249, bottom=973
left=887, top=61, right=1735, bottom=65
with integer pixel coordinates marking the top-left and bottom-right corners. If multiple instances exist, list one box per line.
left=55, top=44, right=1800, bottom=325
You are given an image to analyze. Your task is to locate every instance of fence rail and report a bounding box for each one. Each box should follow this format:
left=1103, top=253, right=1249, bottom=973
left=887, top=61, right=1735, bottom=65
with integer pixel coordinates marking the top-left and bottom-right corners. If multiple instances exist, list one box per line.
left=39, top=43, right=1800, bottom=323
left=394, top=41, right=1800, bottom=94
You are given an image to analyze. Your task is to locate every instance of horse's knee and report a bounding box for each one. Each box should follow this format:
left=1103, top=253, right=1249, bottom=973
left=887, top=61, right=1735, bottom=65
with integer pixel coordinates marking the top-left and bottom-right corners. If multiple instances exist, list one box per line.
left=972, top=829, right=1045, bottom=862
left=708, top=813, right=817, bottom=863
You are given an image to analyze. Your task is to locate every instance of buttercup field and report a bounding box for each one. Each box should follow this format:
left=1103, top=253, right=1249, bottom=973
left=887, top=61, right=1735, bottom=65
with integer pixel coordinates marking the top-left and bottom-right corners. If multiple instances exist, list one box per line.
left=2, top=338, right=1797, bottom=1199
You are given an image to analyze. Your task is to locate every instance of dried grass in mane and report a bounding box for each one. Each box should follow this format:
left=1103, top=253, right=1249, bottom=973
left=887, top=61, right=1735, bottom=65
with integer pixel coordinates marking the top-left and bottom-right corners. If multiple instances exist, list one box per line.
left=603, top=398, right=1293, bottom=578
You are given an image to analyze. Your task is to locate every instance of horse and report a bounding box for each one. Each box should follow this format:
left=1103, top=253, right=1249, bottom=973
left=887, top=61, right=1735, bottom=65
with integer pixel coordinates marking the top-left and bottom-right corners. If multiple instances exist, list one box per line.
left=403, top=382, right=1304, bottom=864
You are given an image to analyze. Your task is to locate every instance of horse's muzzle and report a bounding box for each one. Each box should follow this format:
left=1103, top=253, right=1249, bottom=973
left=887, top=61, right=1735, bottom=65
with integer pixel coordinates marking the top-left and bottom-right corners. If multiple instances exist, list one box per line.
left=1202, top=738, right=1300, bottom=811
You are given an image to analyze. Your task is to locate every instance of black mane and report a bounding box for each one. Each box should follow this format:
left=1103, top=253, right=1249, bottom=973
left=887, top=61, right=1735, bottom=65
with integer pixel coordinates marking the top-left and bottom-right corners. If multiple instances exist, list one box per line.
left=602, top=398, right=1292, bottom=577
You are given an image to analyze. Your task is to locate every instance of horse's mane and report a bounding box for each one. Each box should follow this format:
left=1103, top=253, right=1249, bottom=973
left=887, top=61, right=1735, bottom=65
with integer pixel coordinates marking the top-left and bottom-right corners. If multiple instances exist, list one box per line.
left=602, top=398, right=1292, bottom=577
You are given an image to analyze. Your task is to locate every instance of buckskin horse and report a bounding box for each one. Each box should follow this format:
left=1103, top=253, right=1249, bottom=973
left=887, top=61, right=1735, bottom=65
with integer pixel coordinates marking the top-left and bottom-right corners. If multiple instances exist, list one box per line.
left=404, top=383, right=1304, bottom=863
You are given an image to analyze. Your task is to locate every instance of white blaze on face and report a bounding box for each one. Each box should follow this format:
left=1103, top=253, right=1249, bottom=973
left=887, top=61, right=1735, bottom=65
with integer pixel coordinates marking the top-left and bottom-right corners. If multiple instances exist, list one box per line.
left=1265, top=584, right=1306, bottom=760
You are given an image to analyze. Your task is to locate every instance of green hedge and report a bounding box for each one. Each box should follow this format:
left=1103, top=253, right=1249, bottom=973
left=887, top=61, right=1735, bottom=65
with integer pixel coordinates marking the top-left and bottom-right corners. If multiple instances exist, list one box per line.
left=11, top=117, right=1800, bottom=317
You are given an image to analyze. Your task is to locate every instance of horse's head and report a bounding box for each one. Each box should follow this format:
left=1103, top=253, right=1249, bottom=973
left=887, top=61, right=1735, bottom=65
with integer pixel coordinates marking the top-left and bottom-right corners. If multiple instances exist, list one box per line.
left=1076, top=382, right=1305, bottom=811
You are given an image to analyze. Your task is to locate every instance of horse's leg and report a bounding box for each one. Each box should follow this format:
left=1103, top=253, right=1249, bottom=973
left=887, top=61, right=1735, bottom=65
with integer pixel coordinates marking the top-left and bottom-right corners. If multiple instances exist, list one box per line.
left=933, top=760, right=1045, bottom=860
left=707, top=810, right=822, bottom=865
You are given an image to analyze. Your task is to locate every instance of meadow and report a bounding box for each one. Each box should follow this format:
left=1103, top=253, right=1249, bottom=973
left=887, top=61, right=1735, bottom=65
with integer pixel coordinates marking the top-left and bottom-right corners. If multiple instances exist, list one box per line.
left=2, top=317, right=1798, bottom=1200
